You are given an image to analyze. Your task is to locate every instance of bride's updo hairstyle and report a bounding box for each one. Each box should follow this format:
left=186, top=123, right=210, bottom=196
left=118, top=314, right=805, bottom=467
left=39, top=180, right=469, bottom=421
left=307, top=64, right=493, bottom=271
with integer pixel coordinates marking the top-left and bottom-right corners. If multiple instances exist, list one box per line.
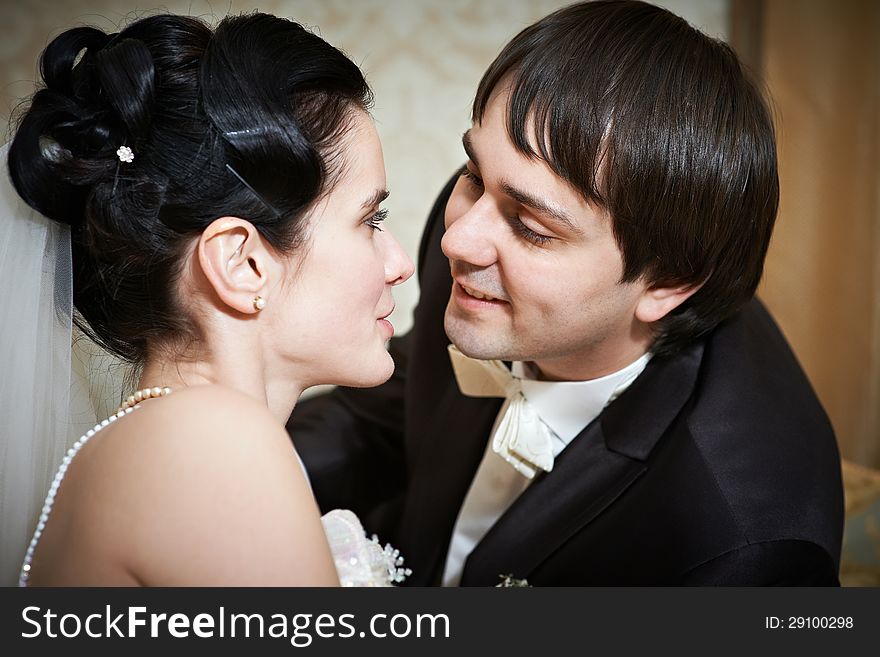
left=8, top=13, right=372, bottom=363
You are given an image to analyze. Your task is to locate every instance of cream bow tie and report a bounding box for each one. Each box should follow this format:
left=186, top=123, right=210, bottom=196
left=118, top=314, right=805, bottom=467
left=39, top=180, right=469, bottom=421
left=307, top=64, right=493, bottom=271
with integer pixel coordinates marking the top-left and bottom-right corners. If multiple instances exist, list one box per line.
left=448, top=344, right=554, bottom=479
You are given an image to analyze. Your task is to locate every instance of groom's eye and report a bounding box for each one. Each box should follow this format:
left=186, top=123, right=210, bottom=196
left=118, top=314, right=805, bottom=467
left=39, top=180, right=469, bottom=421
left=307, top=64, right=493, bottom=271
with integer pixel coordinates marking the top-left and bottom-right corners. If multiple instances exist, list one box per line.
left=506, top=214, right=553, bottom=246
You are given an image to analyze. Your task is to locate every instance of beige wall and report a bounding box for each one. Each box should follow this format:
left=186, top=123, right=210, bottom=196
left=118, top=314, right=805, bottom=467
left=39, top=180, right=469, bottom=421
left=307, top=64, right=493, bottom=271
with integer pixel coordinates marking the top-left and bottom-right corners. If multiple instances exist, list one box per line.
left=758, top=0, right=880, bottom=467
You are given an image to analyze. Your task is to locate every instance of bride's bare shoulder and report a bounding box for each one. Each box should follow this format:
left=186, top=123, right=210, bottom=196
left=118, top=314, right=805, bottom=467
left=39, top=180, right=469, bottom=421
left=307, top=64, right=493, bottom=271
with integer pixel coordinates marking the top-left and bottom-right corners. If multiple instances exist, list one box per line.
left=93, top=384, right=301, bottom=501
left=134, top=384, right=286, bottom=443
left=85, top=385, right=291, bottom=471
left=76, top=385, right=337, bottom=585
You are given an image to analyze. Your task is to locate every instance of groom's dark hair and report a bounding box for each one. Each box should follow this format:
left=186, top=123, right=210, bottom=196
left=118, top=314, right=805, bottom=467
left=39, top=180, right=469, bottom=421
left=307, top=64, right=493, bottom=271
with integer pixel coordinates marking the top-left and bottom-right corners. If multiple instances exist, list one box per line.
left=473, top=0, right=778, bottom=357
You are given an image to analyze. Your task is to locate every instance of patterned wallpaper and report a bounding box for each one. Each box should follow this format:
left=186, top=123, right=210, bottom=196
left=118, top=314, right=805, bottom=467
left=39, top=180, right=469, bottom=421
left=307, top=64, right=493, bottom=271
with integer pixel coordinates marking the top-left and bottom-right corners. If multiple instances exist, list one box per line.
left=0, top=0, right=728, bottom=335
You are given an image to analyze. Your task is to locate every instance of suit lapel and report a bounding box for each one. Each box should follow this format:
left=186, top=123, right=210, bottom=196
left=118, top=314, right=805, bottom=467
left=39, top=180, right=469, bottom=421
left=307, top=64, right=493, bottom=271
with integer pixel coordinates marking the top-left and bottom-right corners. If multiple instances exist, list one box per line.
left=460, top=341, right=705, bottom=585
left=398, top=379, right=503, bottom=585
left=462, top=418, right=645, bottom=585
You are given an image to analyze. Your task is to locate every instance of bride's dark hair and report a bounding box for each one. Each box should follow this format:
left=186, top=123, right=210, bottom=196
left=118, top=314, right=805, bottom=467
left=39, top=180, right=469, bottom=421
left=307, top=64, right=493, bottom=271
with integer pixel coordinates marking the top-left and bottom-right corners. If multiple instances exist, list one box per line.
left=7, top=13, right=372, bottom=363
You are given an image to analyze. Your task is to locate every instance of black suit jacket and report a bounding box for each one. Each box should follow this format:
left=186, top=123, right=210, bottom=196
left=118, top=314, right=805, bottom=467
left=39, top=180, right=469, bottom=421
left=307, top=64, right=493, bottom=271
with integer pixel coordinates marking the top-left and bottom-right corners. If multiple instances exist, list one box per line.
left=289, top=176, right=844, bottom=586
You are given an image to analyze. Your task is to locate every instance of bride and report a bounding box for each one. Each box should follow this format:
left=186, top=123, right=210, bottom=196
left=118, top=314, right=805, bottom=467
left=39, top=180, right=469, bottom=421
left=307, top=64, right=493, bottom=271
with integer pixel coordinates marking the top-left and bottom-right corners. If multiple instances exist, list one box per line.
left=1, top=12, right=413, bottom=585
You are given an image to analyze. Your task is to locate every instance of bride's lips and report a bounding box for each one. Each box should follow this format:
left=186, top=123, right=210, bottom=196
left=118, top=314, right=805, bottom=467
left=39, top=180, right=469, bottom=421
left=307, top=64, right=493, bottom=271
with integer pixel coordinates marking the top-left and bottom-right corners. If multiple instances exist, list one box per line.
left=377, top=305, right=395, bottom=338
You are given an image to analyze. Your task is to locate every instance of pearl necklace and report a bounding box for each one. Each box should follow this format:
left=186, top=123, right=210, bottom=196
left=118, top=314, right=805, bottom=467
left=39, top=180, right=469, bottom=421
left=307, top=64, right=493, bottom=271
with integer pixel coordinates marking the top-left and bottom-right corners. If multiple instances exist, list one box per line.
left=118, top=386, right=173, bottom=413
left=18, top=386, right=172, bottom=587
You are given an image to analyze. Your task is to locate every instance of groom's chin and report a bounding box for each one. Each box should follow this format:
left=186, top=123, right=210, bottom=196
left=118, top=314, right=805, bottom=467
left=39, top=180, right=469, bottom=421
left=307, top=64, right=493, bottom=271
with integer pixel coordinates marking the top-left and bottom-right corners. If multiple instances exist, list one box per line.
left=444, top=314, right=511, bottom=363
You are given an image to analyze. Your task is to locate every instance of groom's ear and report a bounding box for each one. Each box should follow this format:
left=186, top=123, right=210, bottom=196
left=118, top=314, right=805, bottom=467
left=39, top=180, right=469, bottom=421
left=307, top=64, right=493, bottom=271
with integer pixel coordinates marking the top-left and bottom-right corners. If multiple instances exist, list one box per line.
left=634, top=278, right=704, bottom=324
left=197, top=216, right=278, bottom=315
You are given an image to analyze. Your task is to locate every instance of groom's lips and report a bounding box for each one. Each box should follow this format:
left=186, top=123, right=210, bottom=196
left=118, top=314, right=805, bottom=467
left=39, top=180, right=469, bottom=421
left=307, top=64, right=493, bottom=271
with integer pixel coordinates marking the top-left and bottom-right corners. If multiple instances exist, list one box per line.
left=452, top=280, right=509, bottom=309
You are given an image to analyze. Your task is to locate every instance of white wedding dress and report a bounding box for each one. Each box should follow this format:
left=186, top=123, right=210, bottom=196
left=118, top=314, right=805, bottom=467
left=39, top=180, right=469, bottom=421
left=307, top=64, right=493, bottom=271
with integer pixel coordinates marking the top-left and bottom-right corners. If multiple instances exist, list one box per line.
left=18, top=403, right=410, bottom=587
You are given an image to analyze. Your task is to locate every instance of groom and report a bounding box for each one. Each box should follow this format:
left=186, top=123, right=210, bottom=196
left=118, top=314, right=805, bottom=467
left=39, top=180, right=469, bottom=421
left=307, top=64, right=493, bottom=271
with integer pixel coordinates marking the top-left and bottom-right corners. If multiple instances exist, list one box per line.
left=288, top=0, right=843, bottom=585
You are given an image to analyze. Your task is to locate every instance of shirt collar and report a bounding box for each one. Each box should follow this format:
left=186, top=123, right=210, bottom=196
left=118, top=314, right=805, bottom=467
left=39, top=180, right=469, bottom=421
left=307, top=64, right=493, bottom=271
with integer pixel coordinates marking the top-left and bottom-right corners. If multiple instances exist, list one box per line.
left=511, top=352, right=652, bottom=452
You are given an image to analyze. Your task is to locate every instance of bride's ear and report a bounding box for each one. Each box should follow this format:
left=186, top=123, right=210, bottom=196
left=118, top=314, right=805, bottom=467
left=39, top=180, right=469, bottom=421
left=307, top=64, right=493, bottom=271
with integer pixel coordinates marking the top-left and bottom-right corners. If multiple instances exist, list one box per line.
left=197, top=217, right=277, bottom=314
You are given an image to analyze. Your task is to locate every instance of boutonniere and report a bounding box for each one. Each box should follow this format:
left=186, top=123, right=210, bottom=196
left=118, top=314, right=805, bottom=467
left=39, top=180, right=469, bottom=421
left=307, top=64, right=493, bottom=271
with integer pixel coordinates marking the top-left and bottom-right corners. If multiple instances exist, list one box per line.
left=496, top=574, right=531, bottom=587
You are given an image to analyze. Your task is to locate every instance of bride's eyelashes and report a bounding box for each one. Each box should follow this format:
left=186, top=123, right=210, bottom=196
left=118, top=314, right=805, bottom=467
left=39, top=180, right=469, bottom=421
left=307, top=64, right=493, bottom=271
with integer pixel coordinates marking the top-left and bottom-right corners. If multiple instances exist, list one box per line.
left=364, top=208, right=388, bottom=232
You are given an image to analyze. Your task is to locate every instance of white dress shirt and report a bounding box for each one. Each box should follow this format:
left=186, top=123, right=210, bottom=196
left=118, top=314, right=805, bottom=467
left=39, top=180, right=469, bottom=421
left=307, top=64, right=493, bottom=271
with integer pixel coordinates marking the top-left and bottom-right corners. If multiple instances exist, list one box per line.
left=441, top=352, right=651, bottom=586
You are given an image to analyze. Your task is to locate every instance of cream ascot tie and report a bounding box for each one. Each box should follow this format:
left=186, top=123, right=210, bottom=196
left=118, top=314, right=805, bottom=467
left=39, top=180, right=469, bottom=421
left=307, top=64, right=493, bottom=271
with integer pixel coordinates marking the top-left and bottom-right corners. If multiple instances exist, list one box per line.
left=448, top=344, right=554, bottom=479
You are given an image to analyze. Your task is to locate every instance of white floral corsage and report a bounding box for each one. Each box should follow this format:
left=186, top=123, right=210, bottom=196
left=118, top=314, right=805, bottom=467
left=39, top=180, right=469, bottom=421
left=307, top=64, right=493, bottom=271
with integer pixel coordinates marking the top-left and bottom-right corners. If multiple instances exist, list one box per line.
left=496, top=574, right=531, bottom=587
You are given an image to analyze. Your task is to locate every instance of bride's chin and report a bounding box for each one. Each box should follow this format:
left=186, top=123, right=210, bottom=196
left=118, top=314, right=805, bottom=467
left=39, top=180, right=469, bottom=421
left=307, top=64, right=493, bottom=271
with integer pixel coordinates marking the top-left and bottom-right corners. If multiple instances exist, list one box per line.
left=290, top=346, right=395, bottom=391
left=357, top=352, right=395, bottom=388
left=340, top=350, right=395, bottom=389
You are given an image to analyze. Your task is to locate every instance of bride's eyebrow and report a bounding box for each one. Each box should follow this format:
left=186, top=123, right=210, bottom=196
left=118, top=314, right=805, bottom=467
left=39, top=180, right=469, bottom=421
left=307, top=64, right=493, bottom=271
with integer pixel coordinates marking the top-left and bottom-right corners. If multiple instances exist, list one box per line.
left=361, top=189, right=390, bottom=209
left=462, top=130, right=479, bottom=166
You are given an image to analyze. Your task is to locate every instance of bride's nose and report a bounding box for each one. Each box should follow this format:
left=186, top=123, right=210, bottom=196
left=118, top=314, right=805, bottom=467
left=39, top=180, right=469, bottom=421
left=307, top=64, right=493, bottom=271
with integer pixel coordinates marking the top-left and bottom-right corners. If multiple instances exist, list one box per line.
left=383, top=232, right=414, bottom=286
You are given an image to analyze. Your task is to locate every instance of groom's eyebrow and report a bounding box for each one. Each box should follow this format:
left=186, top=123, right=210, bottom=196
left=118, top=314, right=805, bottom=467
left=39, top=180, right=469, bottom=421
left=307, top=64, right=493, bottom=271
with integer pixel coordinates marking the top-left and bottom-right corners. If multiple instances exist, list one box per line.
left=362, top=189, right=390, bottom=209
left=462, top=130, right=578, bottom=234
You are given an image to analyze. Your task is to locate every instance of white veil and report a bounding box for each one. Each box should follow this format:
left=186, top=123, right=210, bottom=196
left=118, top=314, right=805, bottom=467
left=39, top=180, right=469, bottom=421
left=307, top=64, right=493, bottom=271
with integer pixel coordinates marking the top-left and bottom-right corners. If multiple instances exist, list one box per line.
left=0, top=143, right=123, bottom=585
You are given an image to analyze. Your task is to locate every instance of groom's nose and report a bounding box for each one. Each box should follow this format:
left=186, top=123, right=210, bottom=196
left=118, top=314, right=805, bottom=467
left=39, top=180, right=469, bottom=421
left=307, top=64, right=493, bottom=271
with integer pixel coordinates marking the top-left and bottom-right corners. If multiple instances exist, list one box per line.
left=441, top=196, right=499, bottom=269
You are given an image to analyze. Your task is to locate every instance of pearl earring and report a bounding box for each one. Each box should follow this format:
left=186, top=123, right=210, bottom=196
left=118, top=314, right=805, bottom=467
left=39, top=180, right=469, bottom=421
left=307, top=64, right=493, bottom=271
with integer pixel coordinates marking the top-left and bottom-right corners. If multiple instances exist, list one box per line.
left=253, top=296, right=266, bottom=311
